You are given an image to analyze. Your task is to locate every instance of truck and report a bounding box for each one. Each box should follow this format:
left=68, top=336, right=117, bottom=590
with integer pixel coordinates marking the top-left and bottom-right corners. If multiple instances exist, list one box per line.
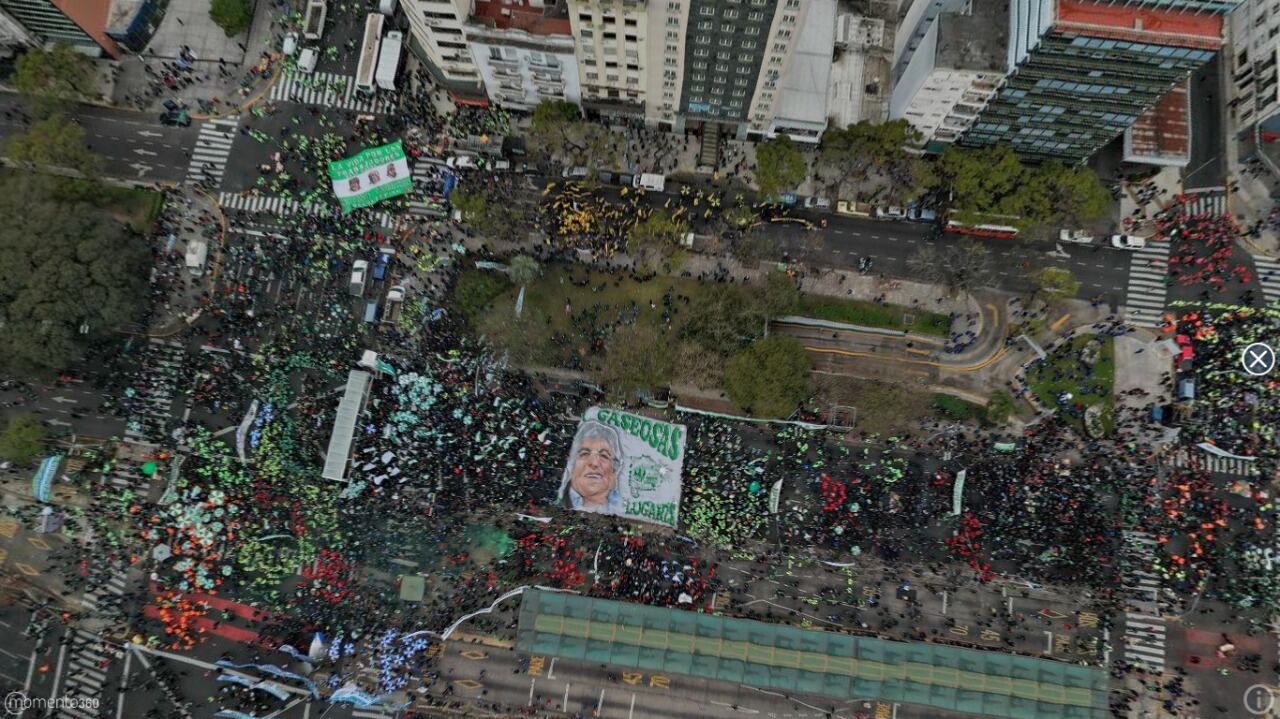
left=350, top=260, right=369, bottom=296
left=303, top=0, right=327, bottom=40
left=355, top=14, right=384, bottom=95
left=184, top=239, right=208, bottom=277
left=382, top=286, right=405, bottom=324
left=375, top=30, right=402, bottom=92
left=633, top=173, right=665, bottom=192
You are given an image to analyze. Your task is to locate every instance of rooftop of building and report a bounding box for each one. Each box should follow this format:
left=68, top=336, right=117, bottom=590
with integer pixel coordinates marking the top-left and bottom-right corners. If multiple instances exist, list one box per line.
left=50, top=0, right=119, bottom=57
left=936, top=0, right=1007, bottom=72
left=774, top=0, right=837, bottom=126
left=470, top=0, right=572, bottom=36
left=1123, top=76, right=1190, bottom=166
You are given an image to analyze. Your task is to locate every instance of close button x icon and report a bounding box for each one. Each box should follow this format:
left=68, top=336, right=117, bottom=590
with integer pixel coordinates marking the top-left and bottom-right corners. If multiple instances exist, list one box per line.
left=1242, top=342, right=1277, bottom=376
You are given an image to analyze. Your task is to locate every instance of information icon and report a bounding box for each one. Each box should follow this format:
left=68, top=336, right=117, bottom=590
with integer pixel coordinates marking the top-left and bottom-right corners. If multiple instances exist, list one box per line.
left=1242, top=342, right=1277, bottom=377
left=1244, top=684, right=1275, bottom=715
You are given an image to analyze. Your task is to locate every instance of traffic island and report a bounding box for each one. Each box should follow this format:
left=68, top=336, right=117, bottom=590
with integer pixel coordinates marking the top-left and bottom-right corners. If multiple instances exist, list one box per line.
left=1025, top=334, right=1116, bottom=435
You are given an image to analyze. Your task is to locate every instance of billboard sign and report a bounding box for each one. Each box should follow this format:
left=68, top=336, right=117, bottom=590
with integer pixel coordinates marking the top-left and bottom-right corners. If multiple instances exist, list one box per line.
left=557, top=407, right=685, bottom=527
left=328, top=141, right=412, bottom=212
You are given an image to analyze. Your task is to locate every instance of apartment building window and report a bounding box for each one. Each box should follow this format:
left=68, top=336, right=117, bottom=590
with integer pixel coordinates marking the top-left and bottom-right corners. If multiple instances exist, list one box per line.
left=711, top=85, right=723, bottom=94
left=769, top=55, right=782, bottom=65
left=740, top=40, right=756, bottom=49
left=719, top=36, right=733, bottom=46
left=587, top=72, right=599, bottom=80
left=604, top=14, right=615, bottom=23
left=435, top=25, right=463, bottom=34
left=745, top=25, right=759, bottom=34
left=606, top=61, right=618, bottom=68
left=423, top=10, right=454, bottom=19
left=700, top=5, right=714, bottom=14
left=625, top=18, right=636, bottom=26
left=667, top=1, right=681, bottom=10
left=607, top=74, right=619, bottom=82
left=603, top=32, right=616, bottom=39
left=667, top=29, right=679, bottom=39
left=580, top=28, right=593, bottom=37
left=732, top=88, right=745, bottom=96
left=748, top=11, right=762, bottom=20
left=578, top=12, right=592, bottom=22
left=438, top=40, right=466, bottom=49
left=695, top=34, right=710, bottom=44
left=625, top=34, right=637, bottom=42
left=627, top=63, right=639, bottom=70
left=735, top=76, right=748, bottom=85
left=488, top=47, right=506, bottom=60
left=777, top=29, right=791, bottom=38
left=584, top=58, right=596, bottom=65
left=737, top=64, right=750, bottom=73
left=782, top=14, right=795, bottom=24
left=666, top=44, right=677, bottom=53
left=667, top=16, right=679, bottom=26
left=715, top=62, right=728, bottom=72
left=691, top=61, right=706, bottom=70
left=696, top=20, right=711, bottom=30
left=692, top=72, right=706, bottom=81
left=693, top=47, right=709, bottom=57
left=772, top=42, right=785, bottom=52
left=627, top=76, right=639, bottom=85
left=724, top=8, right=738, bottom=18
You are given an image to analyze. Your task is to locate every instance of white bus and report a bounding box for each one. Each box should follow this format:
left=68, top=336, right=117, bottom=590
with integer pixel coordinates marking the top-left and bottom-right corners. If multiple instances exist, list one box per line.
left=355, top=13, right=384, bottom=96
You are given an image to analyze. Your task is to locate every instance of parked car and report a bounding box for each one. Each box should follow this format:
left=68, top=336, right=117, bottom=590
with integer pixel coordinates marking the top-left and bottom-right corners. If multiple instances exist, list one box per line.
left=803, top=196, right=832, bottom=210
left=446, top=155, right=478, bottom=170
left=562, top=166, right=589, bottom=180
left=373, top=249, right=394, bottom=280
left=491, top=159, right=511, bottom=171
left=1059, top=229, right=1094, bottom=244
left=160, top=109, right=191, bottom=127
left=1109, top=234, right=1146, bottom=250
left=907, top=207, right=937, bottom=223
left=875, top=206, right=906, bottom=220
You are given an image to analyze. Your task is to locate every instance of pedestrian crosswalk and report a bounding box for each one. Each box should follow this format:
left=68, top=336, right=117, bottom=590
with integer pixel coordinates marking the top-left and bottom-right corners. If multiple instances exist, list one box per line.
left=123, top=339, right=186, bottom=443
left=1164, top=446, right=1259, bottom=477
left=1120, top=531, right=1167, bottom=674
left=269, top=70, right=394, bottom=113
left=1180, top=189, right=1227, bottom=216
left=1253, top=253, right=1280, bottom=308
left=186, top=117, right=238, bottom=186
left=57, top=629, right=122, bottom=718
left=1123, top=242, right=1171, bottom=327
left=81, top=570, right=130, bottom=614
left=217, top=191, right=397, bottom=229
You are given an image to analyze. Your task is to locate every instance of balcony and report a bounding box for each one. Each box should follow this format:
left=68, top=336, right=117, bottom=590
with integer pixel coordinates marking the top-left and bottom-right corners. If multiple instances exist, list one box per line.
left=490, top=55, right=519, bottom=71
left=952, top=103, right=984, bottom=117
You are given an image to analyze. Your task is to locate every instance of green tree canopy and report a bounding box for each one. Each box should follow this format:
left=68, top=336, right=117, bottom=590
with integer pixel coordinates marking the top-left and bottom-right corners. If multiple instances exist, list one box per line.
left=815, top=120, right=924, bottom=199
left=528, top=100, right=620, bottom=169
left=680, top=284, right=768, bottom=355
left=627, top=209, right=688, bottom=264
left=936, top=146, right=1111, bottom=226
left=449, top=187, right=531, bottom=241
left=0, top=174, right=150, bottom=374
left=210, top=0, right=253, bottom=36
left=13, top=43, right=96, bottom=114
left=5, top=113, right=103, bottom=178
left=723, top=336, right=812, bottom=417
left=600, top=323, right=673, bottom=399
left=755, top=135, right=807, bottom=200
left=1027, top=266, right=1081, bottom=302
left=507, top=254, right=541, bottom=287
left=0, top=415, right=46, bottom=465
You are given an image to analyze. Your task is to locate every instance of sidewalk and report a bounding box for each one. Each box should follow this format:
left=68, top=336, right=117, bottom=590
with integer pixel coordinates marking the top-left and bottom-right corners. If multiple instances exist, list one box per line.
left=147, top=187, right=223, bottom=336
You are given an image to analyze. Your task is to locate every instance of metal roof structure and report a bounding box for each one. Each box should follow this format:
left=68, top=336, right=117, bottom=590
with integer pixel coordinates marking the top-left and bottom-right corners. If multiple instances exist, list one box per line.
left=516, top=590, right=1110, bottom=719
left=321, top=370, right=372, bottom=481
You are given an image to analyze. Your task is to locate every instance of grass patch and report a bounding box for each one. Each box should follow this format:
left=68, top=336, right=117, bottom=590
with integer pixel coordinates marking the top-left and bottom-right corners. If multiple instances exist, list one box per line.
left=95, top=184, right=164, bottom=231
left=1026, top=334, right=1115, bottom=433
left=814, top=376, right=932, bottom=434
left=931, top=394, right=983, bottom=421
left=453, top=270, right=513, bottom=323
left=793, top=296, right=951, bottom=338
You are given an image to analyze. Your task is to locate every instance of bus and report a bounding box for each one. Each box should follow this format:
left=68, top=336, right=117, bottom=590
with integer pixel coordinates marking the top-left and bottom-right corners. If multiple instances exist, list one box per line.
left=355, top=13, right=384, bottom=95
left=945, top=219, right=1020, bottom=240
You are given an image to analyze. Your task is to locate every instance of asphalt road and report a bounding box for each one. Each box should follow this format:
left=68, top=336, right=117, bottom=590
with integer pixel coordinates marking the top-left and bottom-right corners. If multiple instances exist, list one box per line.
left=1185, top=53, right=1226, bottom=189
left=0, top=93, right=199, bottom=184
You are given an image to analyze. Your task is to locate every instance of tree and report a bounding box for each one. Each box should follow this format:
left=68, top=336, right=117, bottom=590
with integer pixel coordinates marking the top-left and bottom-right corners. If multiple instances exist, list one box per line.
left=210, top=0, right=253, bottom=36
left=758, top=271, right=799, bottom=318
left=755, top=135, right=807, bottom=200
left=0, top=415, right=46, bottom=465
left=815, top=120, right=921, bottom=198
left=1035, top=161, right=1110, bottom=222
left=13, top=44, right=95, bottom=113
left=450, top=187, right=530, bottom=241
left=528, top=100, right=620, bottom=169
left=730, top=225, right=777, bottom=265
left=1027, top=267, right=1081, bottom=302
left=506, top=254, right=541, bottom=316
left=672, top=340, right=722, bottom=389
left=936, top=145, right=1025, bottom=214
left=985, top=390, right=1015, bottom=425
left=723, top=336, right=812, bottom=417
left=681, top=284, right=767, bottom=354
left=5, top=114, right=103, bottom=178
left=600, top=323, right=673, bottom=399
left=0, top=174, right=149, bottom=374
left=906, top=241, right=994, bottom=296
left=627, top=209, right=688, bottom=266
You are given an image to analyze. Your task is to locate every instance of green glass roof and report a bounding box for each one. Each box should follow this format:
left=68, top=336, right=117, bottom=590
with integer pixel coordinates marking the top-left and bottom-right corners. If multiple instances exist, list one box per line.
left=516, top=590, right=1110, bottom=719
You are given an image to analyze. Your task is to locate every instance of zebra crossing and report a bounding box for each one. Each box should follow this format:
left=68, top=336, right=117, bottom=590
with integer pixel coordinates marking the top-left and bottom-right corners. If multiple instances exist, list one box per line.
left=123, top=339, right=186, bottom=443
left=1180, top=189, right=1227, bottom=216
left=186, top=117, right=238, bottom=186
left=1253, top=253, right=1280, bottom=308
left=217, top=191, right=397, bottom=228
left=269, top=70, right=393, bottom=113
left=1122, top=242, right=1171, bottom=327
left=55, top=629, right=122, bottom=718
left=1119, top=531, right=1167, bottom=674
left=105, top=461, right=150, bottom=491
left=1164, top=446, right=1258, bottom=477
left=81, top=570, right=130, bottom=614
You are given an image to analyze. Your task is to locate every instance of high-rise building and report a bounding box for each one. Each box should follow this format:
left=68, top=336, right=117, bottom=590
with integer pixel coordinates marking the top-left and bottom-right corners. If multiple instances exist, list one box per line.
left=889, top=0, right=1006, bottom=148
left=566, top=0, right=653, bottom=122
left=676, top=0, right=817, bottom=139
left=465, top=0, right=580, bottom=110
left=1226, top=0, right=1279, bottom=129
left=0, top=6, right=37, bottom=54
left=0, top=0, right=120, bottom=57
left=961, top=0, right=1237, bottom=163
left=402, top=0, right=487, bottom=101
left=756, top=0, right=836, bottom=142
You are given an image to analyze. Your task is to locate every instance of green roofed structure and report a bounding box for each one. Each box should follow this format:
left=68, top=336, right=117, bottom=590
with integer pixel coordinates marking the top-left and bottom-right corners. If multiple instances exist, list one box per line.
left=516, top=590, right=1109, bottom=719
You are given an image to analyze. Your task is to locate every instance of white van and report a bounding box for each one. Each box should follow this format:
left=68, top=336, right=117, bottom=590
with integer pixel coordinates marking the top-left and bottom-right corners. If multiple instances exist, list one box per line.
left=297, top=47, right=318, bottom=74
left=350, top=260, right=369, bottom=296
left=282, top=32, right=299, bottom=56
left=633, top=173, right=665, bottom=192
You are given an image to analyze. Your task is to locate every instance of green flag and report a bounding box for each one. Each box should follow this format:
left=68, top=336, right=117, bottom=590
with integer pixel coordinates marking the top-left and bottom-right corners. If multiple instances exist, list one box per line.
left=328, top=141, right=412, bottom=213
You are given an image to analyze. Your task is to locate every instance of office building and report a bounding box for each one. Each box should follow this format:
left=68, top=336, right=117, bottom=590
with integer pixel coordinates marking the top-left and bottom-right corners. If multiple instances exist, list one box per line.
left=465, top=0, right=580, bottom=109
left=961, top=0, right=1236, bottom=163
left=1226, top=0, right=1279, bottom=129
left=0, top=0, right=121, bottom=57
left=889, top=0, right=1006, bottom=148
left=759, top=0, right=836, bottom=142
left=566, top=0, right=654, bottom=122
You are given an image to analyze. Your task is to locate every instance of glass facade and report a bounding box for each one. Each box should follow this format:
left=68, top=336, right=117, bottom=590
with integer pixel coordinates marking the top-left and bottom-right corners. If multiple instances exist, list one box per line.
left=679, top=0, right=776, bottom=121
left=0, top=0, right=93, bottom=47
left=961, top=32, right=1214, bottom=163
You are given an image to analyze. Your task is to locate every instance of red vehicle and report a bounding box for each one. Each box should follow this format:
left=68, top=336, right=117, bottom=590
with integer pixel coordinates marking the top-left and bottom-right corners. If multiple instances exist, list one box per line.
left=945, top=219, right=1020, bottom=239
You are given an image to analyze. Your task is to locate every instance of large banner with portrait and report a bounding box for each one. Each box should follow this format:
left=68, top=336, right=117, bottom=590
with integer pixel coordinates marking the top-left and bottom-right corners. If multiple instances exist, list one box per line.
left=328, top=141, right=412, bottom=213
left=557, top=407, right=685, bottom=527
